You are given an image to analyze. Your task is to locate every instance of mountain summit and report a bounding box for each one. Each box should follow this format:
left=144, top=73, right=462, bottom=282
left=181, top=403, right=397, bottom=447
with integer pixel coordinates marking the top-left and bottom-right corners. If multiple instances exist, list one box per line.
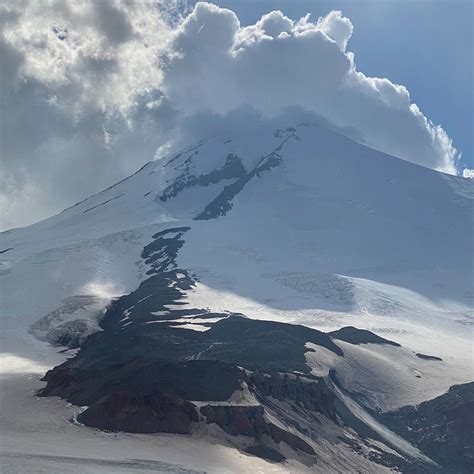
left=1, top=124, right=473, bottom=472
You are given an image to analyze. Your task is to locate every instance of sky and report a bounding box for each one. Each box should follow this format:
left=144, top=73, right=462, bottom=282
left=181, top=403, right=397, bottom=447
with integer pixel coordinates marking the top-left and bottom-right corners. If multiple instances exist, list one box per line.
left=0, top=0, right=472, bottom=231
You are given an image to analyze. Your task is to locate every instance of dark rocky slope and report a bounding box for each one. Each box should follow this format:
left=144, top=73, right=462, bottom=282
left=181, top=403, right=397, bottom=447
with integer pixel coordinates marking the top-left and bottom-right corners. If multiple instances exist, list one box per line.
left=39, top=268, right=342, bottom=457
left=329, top=326, right=401, bottom=346
left=36, top=227, right=472, bottom=471
left=382, top=382, right=474, bottom=473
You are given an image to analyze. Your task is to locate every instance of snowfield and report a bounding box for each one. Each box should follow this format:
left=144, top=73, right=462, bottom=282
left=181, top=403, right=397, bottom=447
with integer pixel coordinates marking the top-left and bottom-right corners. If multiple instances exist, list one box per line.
left=0, top=124, right=472, bottom=472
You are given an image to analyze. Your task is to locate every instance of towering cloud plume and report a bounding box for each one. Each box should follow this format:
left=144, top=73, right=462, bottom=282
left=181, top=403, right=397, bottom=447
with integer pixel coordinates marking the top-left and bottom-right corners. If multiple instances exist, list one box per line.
left=164, top=4, right=457, bottom=173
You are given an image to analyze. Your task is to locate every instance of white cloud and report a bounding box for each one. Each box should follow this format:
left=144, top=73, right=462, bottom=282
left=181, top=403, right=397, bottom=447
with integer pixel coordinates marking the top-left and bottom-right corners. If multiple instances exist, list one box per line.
left=164, top=3, right=457, bottom=175
left=317, top=10, right=353, bottom=51
left=0, top=1, right=461, bottom=230
left=462, top=168, right=474, bottom=179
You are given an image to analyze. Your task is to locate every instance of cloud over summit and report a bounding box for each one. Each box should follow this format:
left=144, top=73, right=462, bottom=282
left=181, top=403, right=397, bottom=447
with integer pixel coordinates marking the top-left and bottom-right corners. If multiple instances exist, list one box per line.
left=165, top=3, right=457, bottom=173
left=0, top=1, right=460, bottom=230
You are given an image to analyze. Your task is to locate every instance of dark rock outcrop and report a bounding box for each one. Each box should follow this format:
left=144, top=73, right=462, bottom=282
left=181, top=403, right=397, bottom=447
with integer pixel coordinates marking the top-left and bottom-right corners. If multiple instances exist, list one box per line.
left=40, top=360, right=243, bottom=406
left=141, top=227, right=191, bottom=275
left=159, top=153, right=246, bottom=202
left=36, top=264, right=417, bottom=468
left=382, top=382, right=474, bottom=473
left=78, top=391, right=199, bottom=434
left=244, top=445, right=286, bottom=463
left=329, top=326, right=401, bottom=346
left=35, top=228, right=459, bottom=471
left=248, top=371, right=337, bottom=421
left=415, top=353, right=442, bottom=361
left=201, top=404, right=315, bottom=455
left=195, top=129, right=298, bottom=220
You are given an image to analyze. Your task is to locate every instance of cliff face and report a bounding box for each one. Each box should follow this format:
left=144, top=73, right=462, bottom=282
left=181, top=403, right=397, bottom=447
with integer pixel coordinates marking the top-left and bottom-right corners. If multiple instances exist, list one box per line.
left=36, top=256, right=460, bottom=471
left=37, top=266, right=346, bottom=460
left=199, top=404, right=316, bottom=456
left=39, top=350, right=336, bottom=457
left=79, top=392, right=199, bottom=434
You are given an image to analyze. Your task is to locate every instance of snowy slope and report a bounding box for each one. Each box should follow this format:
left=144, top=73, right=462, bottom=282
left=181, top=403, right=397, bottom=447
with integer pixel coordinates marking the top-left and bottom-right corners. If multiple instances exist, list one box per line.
left=1, top=123, right=473, bottom=472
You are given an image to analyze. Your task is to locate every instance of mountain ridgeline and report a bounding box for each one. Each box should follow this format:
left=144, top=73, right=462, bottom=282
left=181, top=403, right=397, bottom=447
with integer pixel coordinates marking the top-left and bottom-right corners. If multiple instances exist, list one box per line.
left=2, top=124, right=472, bottom=472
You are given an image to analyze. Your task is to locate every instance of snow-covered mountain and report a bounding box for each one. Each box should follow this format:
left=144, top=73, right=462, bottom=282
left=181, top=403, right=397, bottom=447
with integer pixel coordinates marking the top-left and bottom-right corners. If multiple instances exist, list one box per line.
left=1, top=124, right=473, bottom=473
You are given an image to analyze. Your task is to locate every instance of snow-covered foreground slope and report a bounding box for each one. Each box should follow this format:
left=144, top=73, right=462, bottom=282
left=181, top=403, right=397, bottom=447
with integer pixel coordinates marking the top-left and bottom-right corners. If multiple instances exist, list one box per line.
left=1, top=124, right=473, bottom=472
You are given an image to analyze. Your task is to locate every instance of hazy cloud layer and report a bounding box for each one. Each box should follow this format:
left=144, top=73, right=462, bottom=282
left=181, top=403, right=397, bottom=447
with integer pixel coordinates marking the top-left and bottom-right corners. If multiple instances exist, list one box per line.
left=0, top=1, right=460, bottom=230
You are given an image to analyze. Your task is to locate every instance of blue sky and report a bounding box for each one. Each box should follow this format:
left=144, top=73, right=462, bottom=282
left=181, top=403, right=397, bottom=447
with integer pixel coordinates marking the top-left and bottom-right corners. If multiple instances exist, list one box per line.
left=212, top=0, right=473, bottom=170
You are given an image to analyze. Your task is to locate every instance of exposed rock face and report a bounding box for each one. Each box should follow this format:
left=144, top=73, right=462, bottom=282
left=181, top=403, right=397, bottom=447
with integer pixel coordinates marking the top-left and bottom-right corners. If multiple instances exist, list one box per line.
left=40, top=360, right=243, bottom=406
left=200, top=404, right=315, bottom=455
left=244, top=445, right=286, bottom=463
left=382, top=382, right=474, bottom=473
left=415, top=353, right=443, bottom=361
left=40, top=359, right=332, bottom=456
left=35, top=228, right=470, bottom=470
left=141, top=227, right=190, bottom=275
left=195, top=129, right=297, bottom=220
left=36, top=260, right=436, bottom=469
left=39, top=353, right=335, bottom=455
left=79, top=392, right=199, bottom=434
left=38, top=294, right=344, bottom=459
left=247, top=371, right=337, bottom=421
left=329, top=326, right=401, bottom=346
left=159, top=153, right=247, bottom=202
